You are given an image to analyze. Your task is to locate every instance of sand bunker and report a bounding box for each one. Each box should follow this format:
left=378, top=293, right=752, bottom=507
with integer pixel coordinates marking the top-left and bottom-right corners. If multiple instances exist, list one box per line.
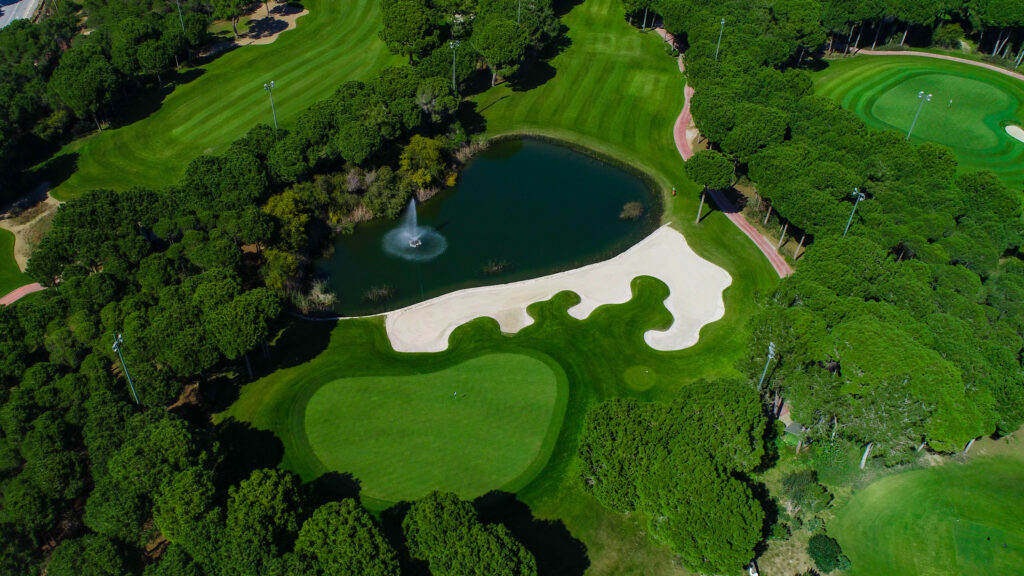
left=1006, top=124, right=1024, bottom=144
left=384, top=225, right=732, bottom=353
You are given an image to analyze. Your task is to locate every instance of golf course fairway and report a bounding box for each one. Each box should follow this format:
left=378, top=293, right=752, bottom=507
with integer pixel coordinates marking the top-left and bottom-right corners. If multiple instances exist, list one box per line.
left=303, top=353, right=566, bottom=502
left=831, top=455, right=1024, bottom=576
left=814, top=55, right=1024, bottom=188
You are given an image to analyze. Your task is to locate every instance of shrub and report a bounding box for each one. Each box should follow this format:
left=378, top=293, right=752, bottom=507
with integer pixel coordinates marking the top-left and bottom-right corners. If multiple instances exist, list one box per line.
left=933, top=23, right=964, bottom=49
left=808, top=533, right=847, bottom=573
left=769, top=522, right=791, bottom=540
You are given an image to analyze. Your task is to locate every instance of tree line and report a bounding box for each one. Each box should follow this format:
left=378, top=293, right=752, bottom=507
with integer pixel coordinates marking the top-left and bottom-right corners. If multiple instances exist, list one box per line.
left=1, top=0, right=568, bottom=571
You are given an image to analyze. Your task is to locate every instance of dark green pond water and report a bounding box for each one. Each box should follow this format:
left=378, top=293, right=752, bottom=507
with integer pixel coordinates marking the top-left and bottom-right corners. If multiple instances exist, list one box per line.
left=317, top=138, right=660, bottom=316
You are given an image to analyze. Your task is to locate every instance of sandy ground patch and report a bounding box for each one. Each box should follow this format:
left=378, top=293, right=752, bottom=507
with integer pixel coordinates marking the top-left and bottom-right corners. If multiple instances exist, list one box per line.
left=0, top=192, right=60, bottom=271
left=383, top=225, right=731, bottom=353
left=1006, top=124, right=1024, bottom=143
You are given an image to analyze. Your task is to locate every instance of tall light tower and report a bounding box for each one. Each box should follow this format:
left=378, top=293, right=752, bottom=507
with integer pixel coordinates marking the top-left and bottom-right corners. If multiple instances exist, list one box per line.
left=843, top=188, right=866, bottom=238
left=715, top=18, right=725, bottom=60
left=906, top=91, right=931, bottom=140
left=263, top=81, right=278, bottom=130
left=449, top=40, right=460, bottom=93
left=112, top=333, right=140, bottom=405
left=757, top=341, right=776, bottom=392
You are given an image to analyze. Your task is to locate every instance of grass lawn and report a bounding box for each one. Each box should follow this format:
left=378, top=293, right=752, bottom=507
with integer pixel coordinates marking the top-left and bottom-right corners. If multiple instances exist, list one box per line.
left=303, top=353, right=567, bottom=502
left=831, top=443, right=1024, bottom=576
left=38, top=0, right=400, bottom=201
left=813, top=56, right=1024, bottom=189
left=220, top=0, right=780, bottom=573
left=0, top=229, right=30, bottom=299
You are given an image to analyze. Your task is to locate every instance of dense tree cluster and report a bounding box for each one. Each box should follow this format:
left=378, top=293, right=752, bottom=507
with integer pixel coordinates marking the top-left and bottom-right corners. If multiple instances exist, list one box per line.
left=1, top=0, right=216, bottom=199
left=577, top=381, right=767, bottom=573
left=650, top=0, right=1024, bottom=466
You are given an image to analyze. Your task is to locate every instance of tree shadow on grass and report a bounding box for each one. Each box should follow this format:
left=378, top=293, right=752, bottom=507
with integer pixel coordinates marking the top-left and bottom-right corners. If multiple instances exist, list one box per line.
left=303, top=471, right=361, bottom=508
left=213, top=417, right=284, bottom=490
left=109, top=68, right=206, bottom=130
left=474, top=491, right=590, bottom=576
left=456, top=100, right=487, bottom=136
left=251, top=315, right=335, bottom=375
left=22, top=153, right=78, bottom=199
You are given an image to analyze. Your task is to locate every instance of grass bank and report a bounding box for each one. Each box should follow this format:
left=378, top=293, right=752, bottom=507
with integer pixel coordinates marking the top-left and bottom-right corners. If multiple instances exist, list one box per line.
left=0, top=229, right=30, bottom=299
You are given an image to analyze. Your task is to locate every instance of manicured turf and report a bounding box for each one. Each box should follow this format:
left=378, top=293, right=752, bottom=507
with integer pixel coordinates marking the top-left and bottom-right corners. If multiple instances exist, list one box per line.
left=814, top=56, right=1024, bottom=188
left=831, top=452, right=1024, bottom=576
left=303, top=353, right=566, bottom=502
left=222, top=0, right=780, bottom=573
left=40, top=0, right=399, bottom=200
left=0, top=228, right=30, bottom=299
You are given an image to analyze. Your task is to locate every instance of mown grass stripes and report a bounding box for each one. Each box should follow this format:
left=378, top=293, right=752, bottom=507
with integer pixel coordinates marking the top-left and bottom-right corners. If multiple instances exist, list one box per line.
left=814, top=56, right=1024, bottom=189
left=43, top=0, right=401, bottom=200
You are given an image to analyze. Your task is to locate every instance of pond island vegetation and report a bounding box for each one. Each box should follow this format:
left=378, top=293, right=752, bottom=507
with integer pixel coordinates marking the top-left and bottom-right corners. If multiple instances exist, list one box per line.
left=0, top=0, right=1023, bottom=575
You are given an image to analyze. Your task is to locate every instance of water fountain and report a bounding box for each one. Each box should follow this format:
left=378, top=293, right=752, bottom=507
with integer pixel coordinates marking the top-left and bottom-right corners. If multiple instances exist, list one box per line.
left=382, top=198, right=447, bottom=261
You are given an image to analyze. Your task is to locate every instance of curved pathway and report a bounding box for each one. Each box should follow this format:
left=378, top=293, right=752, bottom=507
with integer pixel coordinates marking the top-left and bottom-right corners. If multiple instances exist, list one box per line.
left=655, top=28, right=793, bottom=278
left=0, top=283, right=44, bottom=306
left=859, top=50, right=1024, bottom=83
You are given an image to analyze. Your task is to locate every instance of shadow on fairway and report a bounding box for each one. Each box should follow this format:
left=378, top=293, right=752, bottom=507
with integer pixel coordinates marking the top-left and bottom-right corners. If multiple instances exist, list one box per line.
left=254, top=315, right=335, bottom=374
left=214, top=417, right=284, bottom=489
left=474, top=491, right=590, bottom=576
left=379, top=501, right=432, bottom=576
left=303, top=471, right=362, bottom=507
left=26, top=153, right=78, bottom=196
left=456, top=100, right=488, bottom=135
left=109, top=68, right=207, bottom=130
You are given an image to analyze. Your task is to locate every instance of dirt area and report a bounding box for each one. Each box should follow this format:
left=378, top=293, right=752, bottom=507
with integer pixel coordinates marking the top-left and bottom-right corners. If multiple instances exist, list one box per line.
left=206, top=1, right=308, bottom=55
left=0, top=192, right=61, bottom=271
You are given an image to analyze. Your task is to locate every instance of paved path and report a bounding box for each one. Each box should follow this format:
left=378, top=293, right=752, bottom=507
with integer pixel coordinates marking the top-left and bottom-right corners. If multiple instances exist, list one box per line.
left=859, top=50, right=1024, bottom=83
left=0, top=0, right=42, bottom=29
left=654, top=28, right=793, bottom=278
left=0, top=282, right=44, bottom=306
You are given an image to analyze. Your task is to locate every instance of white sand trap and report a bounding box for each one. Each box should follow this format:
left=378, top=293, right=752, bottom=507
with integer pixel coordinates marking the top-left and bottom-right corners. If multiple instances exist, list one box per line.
left=383, top=225, right=732, bottom=353
left=1006, top=125, right=1024, bottom=144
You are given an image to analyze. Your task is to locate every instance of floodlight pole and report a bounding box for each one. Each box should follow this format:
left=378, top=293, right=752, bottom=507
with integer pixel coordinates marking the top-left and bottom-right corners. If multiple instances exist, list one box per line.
left=175, top=0, right=185, bottom=33
left=715, top=18, right=725, bottom=60
left=112, top=333, right=140, bottom=405
left=757, top=341, right=776, bottom=392
left=517, top=0, right=521, bottom=24
left=449, top=40, right=460, bottom=93
left=906, top=91, right=931, bottom=140
left=264, top=81, right=278, bottom=130
left=843, top=188, right=866, bottom=238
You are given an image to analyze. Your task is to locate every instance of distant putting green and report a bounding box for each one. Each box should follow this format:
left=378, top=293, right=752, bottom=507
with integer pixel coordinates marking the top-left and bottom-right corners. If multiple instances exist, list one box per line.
left=831, top=456, right=1024, bottom=576
left=0, top=228, right=30, bottom=299
left=303, top=353, right=565, bottom=502
left=815, top=56, right=1024, bottom=187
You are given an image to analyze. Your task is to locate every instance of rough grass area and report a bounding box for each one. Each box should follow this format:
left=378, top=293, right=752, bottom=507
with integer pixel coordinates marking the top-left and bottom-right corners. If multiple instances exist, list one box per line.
left=39, top=0, right=400, bottom=200
left=303, top=353, right=566, bottom=502
left=0, top=229, right=30, bottom=298
left=814, top=55, right=1024, bottom=188
left=831, top=440, right=1024, bottom=576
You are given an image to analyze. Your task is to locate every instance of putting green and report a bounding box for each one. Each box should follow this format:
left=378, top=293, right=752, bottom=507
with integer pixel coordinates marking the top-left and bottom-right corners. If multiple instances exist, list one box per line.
left=831, top=457, right=1024, bottom=576
left=815, top=56, right=1024, bottom=188
left=303, top=353, right=566, bottom=502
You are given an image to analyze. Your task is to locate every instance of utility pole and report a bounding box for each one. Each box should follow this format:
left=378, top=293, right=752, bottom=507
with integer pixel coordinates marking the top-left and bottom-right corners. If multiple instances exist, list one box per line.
left=263, top=81, right=278, bottom=130
left=906, top=91, right=931, bottom=140
left=843, top=187, right=866, bottom=238
left=715, top=18, right=725, bottom=60
left=112, top=333, right=140, bottom=405
left=756, top=341, right=776, bottom=393
left=449, top=40, right=460, bottom=93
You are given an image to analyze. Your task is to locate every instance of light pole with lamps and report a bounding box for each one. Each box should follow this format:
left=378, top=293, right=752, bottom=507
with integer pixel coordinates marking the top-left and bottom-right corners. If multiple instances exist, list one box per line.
left=843, top=188, right=866, bottom=238
left=757, top=341, right=776, bottom=393
left=112, top=333, right=140, bottom=405
left=715, top=18, right=725, bottom=60
left=906, top=91, right=931, bottom=140
left=264, top=81, right=278, bottom=130
left=449, top=40, right=460, bottom=93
